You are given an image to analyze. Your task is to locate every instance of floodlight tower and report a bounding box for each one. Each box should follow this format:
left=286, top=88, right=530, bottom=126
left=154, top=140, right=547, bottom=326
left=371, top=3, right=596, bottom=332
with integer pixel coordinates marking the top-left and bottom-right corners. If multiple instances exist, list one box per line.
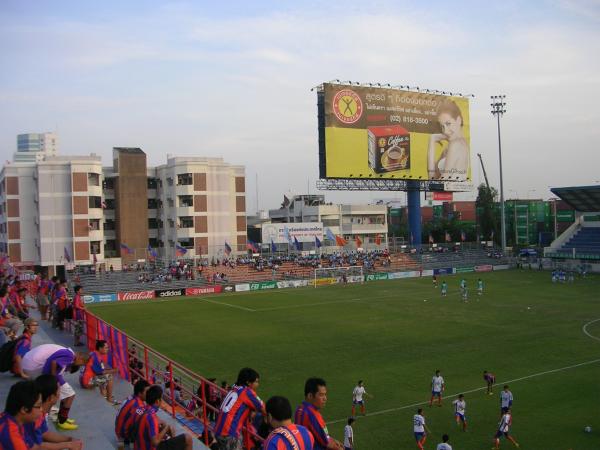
left=491, top=95, right=507, bottom=253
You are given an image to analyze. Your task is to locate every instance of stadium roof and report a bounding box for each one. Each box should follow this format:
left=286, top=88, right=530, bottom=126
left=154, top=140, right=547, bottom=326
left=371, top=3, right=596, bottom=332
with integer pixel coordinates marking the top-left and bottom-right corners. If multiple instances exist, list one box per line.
left=550, top=185, right=600, bottom=212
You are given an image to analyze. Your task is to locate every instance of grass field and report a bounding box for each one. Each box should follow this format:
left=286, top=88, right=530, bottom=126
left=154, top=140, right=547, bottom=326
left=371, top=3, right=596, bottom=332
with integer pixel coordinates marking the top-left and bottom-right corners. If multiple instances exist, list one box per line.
left=90, top=270, right=600, bottom=449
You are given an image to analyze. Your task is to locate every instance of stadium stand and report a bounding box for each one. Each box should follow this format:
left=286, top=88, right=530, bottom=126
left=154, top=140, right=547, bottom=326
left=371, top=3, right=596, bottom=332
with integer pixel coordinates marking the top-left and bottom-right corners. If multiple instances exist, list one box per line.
left=556, top=226, right=600, bottom=255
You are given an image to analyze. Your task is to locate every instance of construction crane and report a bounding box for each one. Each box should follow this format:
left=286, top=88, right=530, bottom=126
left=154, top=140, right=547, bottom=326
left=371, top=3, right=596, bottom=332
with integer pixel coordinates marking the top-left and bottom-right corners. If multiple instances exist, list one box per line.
left=477, top=153, right=490, bottom=189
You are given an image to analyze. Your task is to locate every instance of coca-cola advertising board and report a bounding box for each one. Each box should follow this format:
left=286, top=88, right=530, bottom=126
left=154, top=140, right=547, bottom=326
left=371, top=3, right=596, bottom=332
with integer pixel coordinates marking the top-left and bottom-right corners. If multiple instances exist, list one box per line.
left=185, top=286, right=223, bottom=296
left=118, top=290, right=156, bottom=301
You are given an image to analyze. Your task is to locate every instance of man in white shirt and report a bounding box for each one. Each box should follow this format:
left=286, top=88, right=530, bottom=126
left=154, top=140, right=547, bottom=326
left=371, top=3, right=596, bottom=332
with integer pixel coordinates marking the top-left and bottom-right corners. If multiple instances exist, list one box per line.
left=452, top=394, right=467, bottom=431
left=351, top=380, right=372, bottom=416
left=436, top=434, right=452, bottom=450
left=493, top=407, right=519, bottom=449
left=429, top=370, right=445, bottom=407
left=500, top=385, right=513, bottom=415
left=413, top=408, right=430, bottom=450
left=343, top=417, right=354, bottom=450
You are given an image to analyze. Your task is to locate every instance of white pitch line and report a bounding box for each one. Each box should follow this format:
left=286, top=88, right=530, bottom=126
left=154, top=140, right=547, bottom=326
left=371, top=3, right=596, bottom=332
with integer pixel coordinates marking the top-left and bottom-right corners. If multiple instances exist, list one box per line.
left=582, top=318, right=600, bottom=342
left=329, top=357, right=600, bottom=424
left=200, top=298, right=256, bottom=312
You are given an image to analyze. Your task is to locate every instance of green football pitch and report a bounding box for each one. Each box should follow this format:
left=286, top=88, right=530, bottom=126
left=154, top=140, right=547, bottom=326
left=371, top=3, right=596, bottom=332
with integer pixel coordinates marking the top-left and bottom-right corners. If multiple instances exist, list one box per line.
left=90, top=270, right=600, bottom=449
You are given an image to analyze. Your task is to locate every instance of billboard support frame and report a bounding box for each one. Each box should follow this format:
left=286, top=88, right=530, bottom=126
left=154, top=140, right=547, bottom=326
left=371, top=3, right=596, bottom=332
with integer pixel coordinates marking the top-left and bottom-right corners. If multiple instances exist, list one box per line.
left=316, top=178, right=443, bottom=191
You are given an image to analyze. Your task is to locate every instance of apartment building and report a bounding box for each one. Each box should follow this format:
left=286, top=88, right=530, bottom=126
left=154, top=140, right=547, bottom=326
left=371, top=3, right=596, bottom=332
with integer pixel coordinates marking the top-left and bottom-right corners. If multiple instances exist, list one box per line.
left=0, top=147, right=246, bottom=272
left=14, top=132, right=58, bottom=163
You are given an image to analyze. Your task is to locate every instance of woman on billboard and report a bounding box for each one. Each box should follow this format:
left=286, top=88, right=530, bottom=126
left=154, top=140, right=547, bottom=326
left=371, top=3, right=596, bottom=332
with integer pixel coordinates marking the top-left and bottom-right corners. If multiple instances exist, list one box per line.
left=427, top=100, right=469, bottom=181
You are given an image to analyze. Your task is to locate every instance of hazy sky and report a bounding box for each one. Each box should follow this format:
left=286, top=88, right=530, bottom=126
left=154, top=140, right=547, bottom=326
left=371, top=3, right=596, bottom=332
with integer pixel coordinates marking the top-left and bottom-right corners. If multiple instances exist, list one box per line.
left=1, top=0, right=599, bottom=212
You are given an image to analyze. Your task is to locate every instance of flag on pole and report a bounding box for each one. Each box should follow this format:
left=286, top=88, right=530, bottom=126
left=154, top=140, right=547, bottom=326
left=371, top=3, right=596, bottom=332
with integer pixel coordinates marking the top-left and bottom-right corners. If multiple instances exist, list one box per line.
left=271, top=239, right=277, bottom=253
left=283, top=226, right=292, bottom=243
left=429, top=234, right=434, bottom=244
left=375, top=234, right=381, bottom=246
left=355, top=235, right=362, bottom=247
left=64, top=247, right=71, bottom=263
left=315, top=236, right=322, bottom=248
left=460, top=230, right=466, bottom=242
left=92, top=252, right=97, bottom=264
left=120, top=243, right=134, bottom=255
left=326, top=228, right=336, bottom=242
left=101, top=201, right=107, bottom=209
left=445, top=231, right=451, bottom=242
left=335, top=235, right=347, bottom=246
left=147, top=245, right=158, bottom=259
left=224, top=241, right=232, bottom=256
left=175, top=245, right=188, bottom=256
left=246, top=240, right=259, bottom=253
left=293, top=236, right=301, bottom=251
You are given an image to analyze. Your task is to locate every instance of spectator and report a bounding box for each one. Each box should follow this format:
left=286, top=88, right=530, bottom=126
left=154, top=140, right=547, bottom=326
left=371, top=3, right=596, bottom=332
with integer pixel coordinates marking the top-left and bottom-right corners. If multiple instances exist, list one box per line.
left=36, top=274, right=51, bottom=321
left=21, top=344, right=88, bottom=430
left=0, top=380, right=42, bottom=448
left=214, top=367, right=265, bottom=450
left=72, top=285, right=86, bottom=347
left=11, top=318, right=39, bottom=378
left=115, top=379, right=150, bottom=449
left=135, top=385, right=192, bottom=450
left=25, top=375, right=83, bottom=449
left=295, top=378, right=343, bottom=450
left=0, top=286, right=21, bottom=341
left=80, top=340, right=119, bottom=404
left=263, top=396, right=314, bottom=450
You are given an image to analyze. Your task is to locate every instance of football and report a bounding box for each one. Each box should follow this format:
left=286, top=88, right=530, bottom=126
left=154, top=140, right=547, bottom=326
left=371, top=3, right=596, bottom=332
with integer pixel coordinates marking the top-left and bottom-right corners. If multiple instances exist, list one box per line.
left=584, top=426, right=592, bottom=433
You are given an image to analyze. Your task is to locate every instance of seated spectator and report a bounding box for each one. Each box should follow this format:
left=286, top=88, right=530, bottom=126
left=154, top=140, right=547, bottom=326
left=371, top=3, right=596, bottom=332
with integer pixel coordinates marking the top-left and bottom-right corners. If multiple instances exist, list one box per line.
left=80, top=339, right=119, bottom=404
left=0, top=380, right=42, bottom=448
left=115, top=379, right=150, bottom=449
left=22, top=344, right=88, bottom=430
left=0, top=286, right=21, bottom=341
left=214, top=367, right=265, bottom=449
left=263, top=396, right=314, bottom=450
left=135, top=385, right=192, bottom=450
left=25, top=375, right=83, bottom=449
left=11, top=318, right=39, bottom=379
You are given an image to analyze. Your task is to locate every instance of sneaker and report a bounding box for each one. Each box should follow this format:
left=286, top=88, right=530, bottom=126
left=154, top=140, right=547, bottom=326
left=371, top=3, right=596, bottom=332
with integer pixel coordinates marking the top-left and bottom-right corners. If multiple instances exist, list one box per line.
left=65, top=418, right=77, bottom=424
left=56, top=420, right=79, bottom=431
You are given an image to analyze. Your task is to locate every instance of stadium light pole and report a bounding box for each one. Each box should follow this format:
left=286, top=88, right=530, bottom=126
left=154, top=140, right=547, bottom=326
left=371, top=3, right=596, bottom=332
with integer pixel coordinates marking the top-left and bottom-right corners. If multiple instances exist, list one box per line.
left=491, top=95, right=507, bottom=253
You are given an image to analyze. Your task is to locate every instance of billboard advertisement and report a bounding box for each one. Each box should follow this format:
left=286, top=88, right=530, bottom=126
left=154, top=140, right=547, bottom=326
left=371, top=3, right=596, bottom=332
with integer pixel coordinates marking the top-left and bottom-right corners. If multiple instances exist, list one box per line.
left=318, top=83, right=471, bottom=185
left=83, top=293, right=117, bottom=304
left=155, top=288, right=184, bottom=298
left=185, top=286, right=223, bottom=296
left=262, top=223, right=324, bottom=244
left=118, top=290, right=156, bottom=301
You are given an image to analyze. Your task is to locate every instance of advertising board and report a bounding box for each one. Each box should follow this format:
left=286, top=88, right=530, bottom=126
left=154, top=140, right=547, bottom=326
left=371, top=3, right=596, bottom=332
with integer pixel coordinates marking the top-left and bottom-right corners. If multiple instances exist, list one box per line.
left=249, top=281, right=278, bottom=291
left=433, top=192, right=453, bottom=201
left=83, top=293, right=117, bottom=304
left=235, top=284, right=250, bottom=292
left=493, top=265, right=509, bottom=271
left=118, top=290, right=155, bottom=301
left=314, top=277, right=337, bottom=286
left=262, top=223, right=324, bottom=244
left=185, top=286, right=223, bottom=296
left=155, top=288, right=184, bottom=298
left=455, top=267, right=474, bottom=274
left=365, top=273, right=389, bottom=281
left=277, top=280, right=310, bottom=289
left=388, top=271, right=421, bottom=279
left=474, top=265, right=493, bottom=272
left=433, top=268, right=455, bottom=275
left=318, top=83, right=471, bottom=185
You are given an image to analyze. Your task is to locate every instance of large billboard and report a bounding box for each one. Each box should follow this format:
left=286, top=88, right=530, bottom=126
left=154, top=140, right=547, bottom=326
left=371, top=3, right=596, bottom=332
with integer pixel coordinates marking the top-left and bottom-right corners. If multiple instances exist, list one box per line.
left=318, top=83, right=471, bottom=184
left=262, top=223, right=323, bottom=244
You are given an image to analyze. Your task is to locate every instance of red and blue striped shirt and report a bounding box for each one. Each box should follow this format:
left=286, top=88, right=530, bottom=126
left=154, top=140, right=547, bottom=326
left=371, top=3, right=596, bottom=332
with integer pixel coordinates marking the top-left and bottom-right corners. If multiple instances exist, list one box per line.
left=294, top=401, right=330, bottom=450
left=214, top=385, right=264, bottom=439
left=263, top=424, right=314, bottom=450
left=115, top=395, right=146, bottom=440
left=0, top=412, right=28, bottom=450
left=24, top=413, right=48, bottom=447
left=134, top=405, right=160, bottom=450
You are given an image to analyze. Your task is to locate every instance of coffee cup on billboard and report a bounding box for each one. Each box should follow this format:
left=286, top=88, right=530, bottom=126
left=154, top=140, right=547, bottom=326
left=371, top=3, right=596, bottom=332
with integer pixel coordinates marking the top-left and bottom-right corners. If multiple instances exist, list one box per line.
left=387, top=146, right=403, bottom=163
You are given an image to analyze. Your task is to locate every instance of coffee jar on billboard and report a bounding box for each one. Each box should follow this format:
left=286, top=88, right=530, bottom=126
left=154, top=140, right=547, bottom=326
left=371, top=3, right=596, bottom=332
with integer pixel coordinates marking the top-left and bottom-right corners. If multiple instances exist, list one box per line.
left=367, top=125, right=410, bottom=174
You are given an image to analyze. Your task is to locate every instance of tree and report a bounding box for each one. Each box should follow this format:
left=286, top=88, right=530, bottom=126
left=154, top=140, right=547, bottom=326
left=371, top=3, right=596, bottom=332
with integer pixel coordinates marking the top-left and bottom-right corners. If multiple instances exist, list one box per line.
left=476, top=183, right=499, bottom=242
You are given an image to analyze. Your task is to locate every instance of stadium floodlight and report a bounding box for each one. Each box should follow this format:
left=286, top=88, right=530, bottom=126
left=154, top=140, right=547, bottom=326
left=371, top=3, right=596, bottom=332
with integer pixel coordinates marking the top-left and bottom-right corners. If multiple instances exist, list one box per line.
left=491, top=95, right=507, bottom=253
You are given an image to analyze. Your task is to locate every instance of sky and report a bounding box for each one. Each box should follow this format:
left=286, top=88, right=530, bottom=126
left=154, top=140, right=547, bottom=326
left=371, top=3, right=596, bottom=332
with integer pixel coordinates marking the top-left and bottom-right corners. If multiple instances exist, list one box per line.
left=1, top=0, right=599, bottom=213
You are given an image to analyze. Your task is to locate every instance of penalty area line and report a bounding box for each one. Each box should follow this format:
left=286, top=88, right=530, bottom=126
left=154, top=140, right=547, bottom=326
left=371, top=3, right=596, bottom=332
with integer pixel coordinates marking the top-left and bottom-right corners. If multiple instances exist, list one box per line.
left=199, top=298, right=256, bottom=312
left=328, top=357, right=600, bottom=424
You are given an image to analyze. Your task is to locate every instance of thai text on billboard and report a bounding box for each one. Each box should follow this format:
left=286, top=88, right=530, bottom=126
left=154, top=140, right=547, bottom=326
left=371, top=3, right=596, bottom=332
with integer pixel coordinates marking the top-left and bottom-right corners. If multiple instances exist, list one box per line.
left=318, top=83, right=471, bottom=184
left=262, top=223, right=324, bottom=244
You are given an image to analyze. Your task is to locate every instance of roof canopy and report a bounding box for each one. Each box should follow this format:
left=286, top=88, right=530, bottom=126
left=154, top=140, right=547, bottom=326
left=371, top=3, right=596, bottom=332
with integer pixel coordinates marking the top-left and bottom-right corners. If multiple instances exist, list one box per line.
left=550, top=185, right=600, bottom=212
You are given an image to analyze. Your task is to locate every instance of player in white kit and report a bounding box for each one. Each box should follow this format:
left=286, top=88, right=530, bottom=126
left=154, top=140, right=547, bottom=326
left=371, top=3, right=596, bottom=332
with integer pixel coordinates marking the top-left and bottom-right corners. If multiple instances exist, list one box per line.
left=500, top=385, right=513, bottom=415
left=452, top=394, right=467, bottom=431
left=493, top=407, right=519, bottom=449
left=429, top=370, right=445, bottom=407
left=436, top=434, right=452, bottom=450
left=351, top=380, right=372, bottom=416
left=413, top=408, right=429, bottom=450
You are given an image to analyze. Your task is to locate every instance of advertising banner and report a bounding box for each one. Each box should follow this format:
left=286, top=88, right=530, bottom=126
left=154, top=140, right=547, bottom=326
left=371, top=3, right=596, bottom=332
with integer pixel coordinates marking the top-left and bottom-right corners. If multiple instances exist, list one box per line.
left=118, top=290, right=155, bottom=301
left=433, top=192, right=453, bottom=201
left=83, top=293, right=117, bottom=304
left=493, top=265, right=509, bottom=271
left=319, top=83, right=471, bottom=185
left=314, top=277, right=337, bottom=286
left=249, top=281, right=278, bottom=291
left=421, top=269, right=434, bottom=276
left=455, top=267, right=474, bottom=274
left=262, top=223, right=324, bottom=244
left=365, top=273, right=389, bottom=281
left=185, top=286, right=223, bottom=296
left=222, top=285, right=235, bottom=293
left=155, top=288, right=184, bottom=298
left=474, top=264, right=493, bottom=272
left=235, top=284, right=250, bottom=292
left=347, top=275, right=364, bottom=284
left=434, top=267, right=455, bottom=275
left=388, top=271, right=421, bottom=279
left=277, top=280, right=310, bottom=289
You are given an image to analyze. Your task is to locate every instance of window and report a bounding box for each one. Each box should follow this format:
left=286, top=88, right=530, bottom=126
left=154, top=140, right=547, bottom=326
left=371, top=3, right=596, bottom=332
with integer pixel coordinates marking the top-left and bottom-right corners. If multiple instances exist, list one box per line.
left=178, top=195, right=193, bottom=207
left=148, top=218, right=158, bottom=229
left=167, top=199, right=174, bottom=208
left=322, top=219, right=339, bottom=227
left=177, top=173, right=192, bottom=185
left=104, top=199, right=115, bottom=210
left=88, top=196, right=102, bottom=209
left=167, top=177, right=173, bottom=186
left=178, top=238, right=194, bottom=249
left=147, top=178, right=158, bottom=189
left=179, top=216, right=193, bottom=228
left=103, top=178, right=115, bottom=189
left=90, top=241, right=101, bottom=254
left=148, top=238, right=159, bottom=248
left=88, top=173, right=100, bottom=186
left=148, top=198, right=158, bottom=209
left=168, top=219, right=174, bottom=228
left=89, top=219, right=100, bottom=231
left=103, top=219, right=115, bottom=231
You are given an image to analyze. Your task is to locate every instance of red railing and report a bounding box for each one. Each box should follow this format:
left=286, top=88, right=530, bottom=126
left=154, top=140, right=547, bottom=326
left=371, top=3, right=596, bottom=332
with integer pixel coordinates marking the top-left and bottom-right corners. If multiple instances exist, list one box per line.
left=83, top=310, right=261, bottom=448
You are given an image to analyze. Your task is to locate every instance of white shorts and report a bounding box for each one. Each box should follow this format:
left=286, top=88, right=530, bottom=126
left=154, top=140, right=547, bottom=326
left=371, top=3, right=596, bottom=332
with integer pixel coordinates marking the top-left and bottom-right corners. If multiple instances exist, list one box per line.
left=59, top=382, right=76, bottom=400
